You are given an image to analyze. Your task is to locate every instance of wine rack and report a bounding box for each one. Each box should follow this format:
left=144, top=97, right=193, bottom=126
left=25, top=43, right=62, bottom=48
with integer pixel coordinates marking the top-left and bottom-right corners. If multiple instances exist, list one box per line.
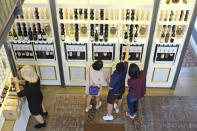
left=0, top=45, right=12, bottom=129
left=56, top=0, right=154, bottom=86
left=146, top=0, right=196, bottom=88
left=0, top=46, right=12, bottom=100
left=8, top=0, right=61, bottom=85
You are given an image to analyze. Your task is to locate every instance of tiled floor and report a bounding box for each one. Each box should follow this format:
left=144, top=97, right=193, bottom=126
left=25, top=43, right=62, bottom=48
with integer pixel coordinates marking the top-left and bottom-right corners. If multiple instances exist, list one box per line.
left=174, top=67, right=197, bottom=96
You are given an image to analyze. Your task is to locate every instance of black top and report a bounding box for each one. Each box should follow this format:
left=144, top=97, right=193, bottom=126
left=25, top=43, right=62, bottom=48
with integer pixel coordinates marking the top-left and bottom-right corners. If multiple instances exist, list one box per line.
left=17, top=79, right=43, bottom=107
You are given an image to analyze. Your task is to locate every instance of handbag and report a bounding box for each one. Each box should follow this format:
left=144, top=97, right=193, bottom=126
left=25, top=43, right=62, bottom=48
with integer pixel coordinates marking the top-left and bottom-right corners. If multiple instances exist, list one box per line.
left=88, top=67, right=100, bottom=95
left=89, top=85, right=100, bottom=95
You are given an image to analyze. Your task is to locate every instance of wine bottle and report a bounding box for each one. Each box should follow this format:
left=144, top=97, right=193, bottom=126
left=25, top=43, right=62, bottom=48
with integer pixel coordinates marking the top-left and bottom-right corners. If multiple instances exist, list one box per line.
left=172, top=25, right=176, bottom=31
left=95, top=9, right=99, bottom=20
left=13, top=29, right=18, bottom=40
left=33, top=24, right=37, bottom=40
left=104, top=24, right=108, bottom=42
left=95, top=30, right=98, bottom=42
left=131, top=9, right=135, bottom=21
left=170, top=31, right=175, bottom=43
left=69, top=24, right=74, bottom=41
left=75, top=32, right=79, bottom=41
left=35, top=8, right=39, bottom=19
left=75, top=24, right=79, bottom=41
left=74, top=9, right=78, bottom=20
left=160, top=25, right=166, bottom=43
left=172, top=0, right=179, bottom=3
left=18, top=27, right=23, bottom=41
left=59, top=8, right=63, bottom=19
left=99, top=24, right=104, bottom=42
left=104, top=32, right=108, bottom=42
left=164, top=10, right=168, bottom=21
left=179, top=10, right=184, bottom=21
left=183, top=0, right=189, bottom=4
left=42, top=29, right=47, bottom=41
left=38, top=28, right=42, bottom=41
left=61, top=28, right=65, bottom=41
left=165, top=25, right=171, bottom=43
left=129, top=31, right=133, bottom=42
left=84, top=9, right=88, bottom=20
left=60, top=24, right=65, bottom=41
left=23, top=27, right=29, bottom=41
left=28, top=27, right=33, bottom=41
left=169, top=10, right=174, bottom=21
left=20, top=15, right=24, bottom=19
left=90, top=24, right=94, bottom=42
left=79, top=8, right=83, bottom=20
left=134, top=30, right=138, bottom=42
left=184, top=10, right=189, bottom=21
left=124, top=30, right=128, bottom=41
left=166, top=0, right=170, bottom=4
left=69, top=9, right=73, bottom=20
left=90, top=9, right=94, bottom=20
left=126, top=9, right=130, bottom=21
left=100, top=9, right=104, bottom=20
left=129, top=25, right=133, bottom=42
left=8, top=31, right=13, bottom=40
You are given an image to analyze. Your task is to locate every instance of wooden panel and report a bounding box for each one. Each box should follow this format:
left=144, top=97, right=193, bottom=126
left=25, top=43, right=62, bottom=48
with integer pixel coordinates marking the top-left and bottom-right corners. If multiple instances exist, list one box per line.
left=84, top=123, right=125, bottom=131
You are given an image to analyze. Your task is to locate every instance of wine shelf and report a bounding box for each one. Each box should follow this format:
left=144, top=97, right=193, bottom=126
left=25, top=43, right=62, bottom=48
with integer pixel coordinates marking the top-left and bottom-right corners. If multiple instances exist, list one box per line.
left=4, top=0, right=196, bottom=88
left=146, top=0, right=196, bottom=88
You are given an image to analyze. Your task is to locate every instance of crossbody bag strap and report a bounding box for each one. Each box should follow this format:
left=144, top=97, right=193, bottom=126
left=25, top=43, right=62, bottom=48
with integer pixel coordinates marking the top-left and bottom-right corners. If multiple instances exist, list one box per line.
left=89, top=66, right=91, bottom=86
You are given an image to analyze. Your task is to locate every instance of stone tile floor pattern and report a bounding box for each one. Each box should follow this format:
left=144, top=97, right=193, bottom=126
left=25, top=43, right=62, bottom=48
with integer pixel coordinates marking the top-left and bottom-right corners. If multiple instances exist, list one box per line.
left=182, top=43, right=197, bottom=67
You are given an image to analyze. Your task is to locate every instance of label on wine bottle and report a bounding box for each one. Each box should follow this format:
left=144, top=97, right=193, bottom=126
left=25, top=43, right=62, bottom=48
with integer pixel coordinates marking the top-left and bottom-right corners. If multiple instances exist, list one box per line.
left=46, top=51, right=49, bottom=55
left=43, top=35, right=47, bottom=40
left=77, top=52, right=80, bottom=57
left=25, top=36, right=29, bottom=41
left=14, top=37, right=18, bottom=40
left=50, top=51, right=54, bottom=55
left=38, top=34, right=42, bottom=40
left=69, top=52, right=72, bottom=56
left=19, top=36, right=23, bottom=41
left=61, top=35, right=65, bottom=41
left=99, top=35, right=104, bottom=40
left=90, top=36, right=95, bottom=42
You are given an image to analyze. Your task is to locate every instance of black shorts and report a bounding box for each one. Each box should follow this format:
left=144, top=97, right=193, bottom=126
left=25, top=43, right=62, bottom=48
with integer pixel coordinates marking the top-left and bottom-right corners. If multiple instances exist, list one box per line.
left=107, top=90, right=123, bottom=104
left=29, top=104, right=43, bottom=115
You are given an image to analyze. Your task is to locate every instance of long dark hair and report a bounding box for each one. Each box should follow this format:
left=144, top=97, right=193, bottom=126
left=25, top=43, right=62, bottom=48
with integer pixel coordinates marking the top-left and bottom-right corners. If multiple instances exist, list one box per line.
left=128, top=63, right=140, bottom=79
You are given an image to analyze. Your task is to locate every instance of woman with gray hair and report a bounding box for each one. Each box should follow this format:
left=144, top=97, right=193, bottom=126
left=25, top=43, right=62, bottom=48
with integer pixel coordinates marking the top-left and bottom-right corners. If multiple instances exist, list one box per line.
left=11, top=65, right=47, bottom=129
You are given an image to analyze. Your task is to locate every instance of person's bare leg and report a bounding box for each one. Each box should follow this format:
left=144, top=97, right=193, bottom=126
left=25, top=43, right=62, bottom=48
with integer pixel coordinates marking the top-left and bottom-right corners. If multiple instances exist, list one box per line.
left=96, top=96, right=100, bottom=106
left=86, top=95, right=92, bottom=107
left=107, top=103, right=113, bottom=116
left=34, top=115, right=45, bottom=123
left=114, top=99, right=118, bottom=105
left=42, top=104, right=47, bottom=113
left=116, top=99, right=122, bottom=109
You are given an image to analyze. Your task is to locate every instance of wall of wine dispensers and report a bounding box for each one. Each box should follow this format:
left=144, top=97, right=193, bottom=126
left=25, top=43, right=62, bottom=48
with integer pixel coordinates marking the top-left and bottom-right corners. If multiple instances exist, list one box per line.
left=6, top=0, right=197, bottom=88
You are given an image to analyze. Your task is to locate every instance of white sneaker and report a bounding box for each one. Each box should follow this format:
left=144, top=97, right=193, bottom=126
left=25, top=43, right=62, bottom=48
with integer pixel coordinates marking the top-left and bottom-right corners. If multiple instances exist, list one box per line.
left=85, top=105, right=92, bottom=112
left=126, top=112, right=136, bottom=119
left=114, top=103, right=119, bottom=113
left=96, top=101, right=102, bottom=110
left=103, top=115, right=114, bottom=121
